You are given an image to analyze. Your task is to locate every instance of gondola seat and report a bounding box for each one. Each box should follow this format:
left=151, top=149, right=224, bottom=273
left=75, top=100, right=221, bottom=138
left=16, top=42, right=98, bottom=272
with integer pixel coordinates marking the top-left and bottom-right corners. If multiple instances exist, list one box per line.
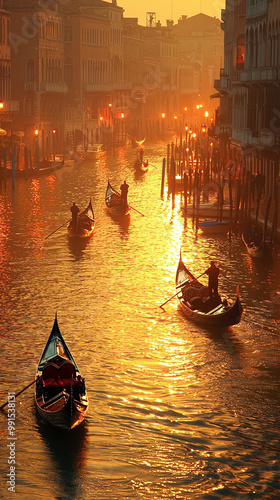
left=57, top=361, right=77, bottom=388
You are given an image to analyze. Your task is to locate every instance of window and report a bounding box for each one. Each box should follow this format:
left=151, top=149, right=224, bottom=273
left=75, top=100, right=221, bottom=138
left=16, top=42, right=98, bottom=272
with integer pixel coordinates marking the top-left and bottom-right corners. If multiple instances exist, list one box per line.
left=64, top=57, right=73, bottom=83
left=26, top=59, right=35, bottom=82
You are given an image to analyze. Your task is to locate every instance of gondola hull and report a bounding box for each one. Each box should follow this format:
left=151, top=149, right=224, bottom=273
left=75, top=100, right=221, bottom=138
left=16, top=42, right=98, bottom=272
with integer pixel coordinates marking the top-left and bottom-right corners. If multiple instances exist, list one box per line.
left=35, top=316, right=88, bottom=430
left=176, top=254, right=243, bottom=327
left=199, top=220, right=229, bottom=234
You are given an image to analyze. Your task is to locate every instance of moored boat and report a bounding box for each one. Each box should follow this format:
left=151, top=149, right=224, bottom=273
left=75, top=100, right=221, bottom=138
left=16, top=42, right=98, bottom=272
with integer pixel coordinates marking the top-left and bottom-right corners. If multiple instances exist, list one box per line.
left=242, top=226, right=272, bottom=258
left=105, top=180, right=130, bottom=217
left=76, top=143, right=105, bottom=160
left=199, top=220, right=229, bottom=234
left=175, top=253, right=243, bottom=327
left=67, top=199, right=95, bottom=238
left=35, top=315, right=89, bottom=430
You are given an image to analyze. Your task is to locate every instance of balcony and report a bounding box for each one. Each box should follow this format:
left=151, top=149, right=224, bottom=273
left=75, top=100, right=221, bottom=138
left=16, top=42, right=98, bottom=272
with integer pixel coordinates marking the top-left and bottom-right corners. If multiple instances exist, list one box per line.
left=247, top=0, right=268, bottom=17
left=40, top=82, right=68, bottom=93
left=240, top=68, right=279, bottom=83
left=232, top=127, right=276, bottom=148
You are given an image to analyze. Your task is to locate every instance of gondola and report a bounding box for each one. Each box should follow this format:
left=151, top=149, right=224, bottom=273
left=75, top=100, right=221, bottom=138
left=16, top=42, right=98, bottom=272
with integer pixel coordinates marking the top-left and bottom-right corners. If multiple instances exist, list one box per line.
left=105, top=180, right=130, bottom=217
left=134, top=159, right=148, bottom=174
left=242, top=227, right=272, bottom=258
left=35, top=315, right=88, bottom=430
left=67, top=199, right=95, bottom=238
left=175, top=253, right=243, bottom=327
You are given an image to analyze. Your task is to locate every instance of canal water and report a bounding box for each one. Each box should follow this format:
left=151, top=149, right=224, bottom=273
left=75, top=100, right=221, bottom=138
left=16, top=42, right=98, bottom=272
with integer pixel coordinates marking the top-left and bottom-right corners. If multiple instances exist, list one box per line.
left=0, top=139, right=280, bottom=499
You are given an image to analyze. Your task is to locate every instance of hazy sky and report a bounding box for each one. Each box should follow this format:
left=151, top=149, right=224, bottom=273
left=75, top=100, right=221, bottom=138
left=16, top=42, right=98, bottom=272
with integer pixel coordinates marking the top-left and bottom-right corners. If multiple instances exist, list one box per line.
left=119, top=0, right=225, bottom=25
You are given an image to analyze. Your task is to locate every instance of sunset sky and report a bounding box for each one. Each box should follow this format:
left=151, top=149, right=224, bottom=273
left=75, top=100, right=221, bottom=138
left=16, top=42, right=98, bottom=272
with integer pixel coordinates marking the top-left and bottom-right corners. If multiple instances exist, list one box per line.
left=119, top=0, right=225, bottom=26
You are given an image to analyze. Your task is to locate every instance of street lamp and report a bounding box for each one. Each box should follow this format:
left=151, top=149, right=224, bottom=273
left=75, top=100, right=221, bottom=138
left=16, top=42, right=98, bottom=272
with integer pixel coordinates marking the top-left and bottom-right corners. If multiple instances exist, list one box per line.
left=52, top=129, right=56, bottom=161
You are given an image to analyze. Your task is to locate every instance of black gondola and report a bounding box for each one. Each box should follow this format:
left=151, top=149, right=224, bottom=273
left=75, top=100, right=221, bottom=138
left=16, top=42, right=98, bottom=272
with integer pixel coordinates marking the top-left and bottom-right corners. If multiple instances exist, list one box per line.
left=105, top=180, right=130, bottom=217
left=35, top=315, right=89, bottom=430
left=175, top=253, right=243, bottom=327
left=67, top=199, right=95, bottom=238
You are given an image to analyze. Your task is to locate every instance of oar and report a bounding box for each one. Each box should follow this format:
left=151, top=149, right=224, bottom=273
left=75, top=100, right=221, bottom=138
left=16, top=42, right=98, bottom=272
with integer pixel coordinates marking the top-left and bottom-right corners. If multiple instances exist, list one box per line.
left=160, top=272, right=206, bottom=309
left=127, top=204, right=145, bottom=217
left=159, top=290, right=182, bottom=309
left=176, top=272, right=206, bottom=289
left=45, top=219, right=71, bottom=239
left=0, top=379, right=36, bottom=410
left=112, top=187, right=146, bottom=217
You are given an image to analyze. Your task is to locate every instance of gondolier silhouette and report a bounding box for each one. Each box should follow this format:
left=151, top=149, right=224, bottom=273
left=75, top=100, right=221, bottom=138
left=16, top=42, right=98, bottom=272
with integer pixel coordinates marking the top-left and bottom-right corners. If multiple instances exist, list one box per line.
left=204, top=261, right=220, bottom=298
left=120, top=180, right=129, bottom=205
left=71, top=202, right=79, bottom=229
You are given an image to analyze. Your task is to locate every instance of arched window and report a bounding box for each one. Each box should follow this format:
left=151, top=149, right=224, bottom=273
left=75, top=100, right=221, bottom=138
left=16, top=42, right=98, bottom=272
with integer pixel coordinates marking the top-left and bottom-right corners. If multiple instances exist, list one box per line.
left=26, top=59, right=35, bottom=82
left=236, top=34, right=245, bottom=69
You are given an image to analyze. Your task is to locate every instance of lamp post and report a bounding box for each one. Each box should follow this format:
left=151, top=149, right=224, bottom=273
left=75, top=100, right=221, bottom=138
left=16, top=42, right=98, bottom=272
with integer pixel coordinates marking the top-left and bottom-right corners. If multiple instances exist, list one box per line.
left=34, top=128, right=39, bottom=169
left=52, top=129, right=56, bottom=161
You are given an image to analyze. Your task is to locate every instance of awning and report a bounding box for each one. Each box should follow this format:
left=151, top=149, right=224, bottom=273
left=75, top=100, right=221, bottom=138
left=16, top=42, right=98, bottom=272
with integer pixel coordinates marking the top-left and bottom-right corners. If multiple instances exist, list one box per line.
left=210, top=92, right=221, bottom=99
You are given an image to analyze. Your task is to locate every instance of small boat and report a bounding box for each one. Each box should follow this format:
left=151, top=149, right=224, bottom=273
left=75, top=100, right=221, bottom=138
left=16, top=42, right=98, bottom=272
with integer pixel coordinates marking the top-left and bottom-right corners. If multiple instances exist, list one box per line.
left=76, top=143, right=105, bottom=160
left=133, top=137, right=145, bottom=147
left=35, top=315, right=89, bottom=430
left=242, top=226, right=272, bottom=258
left=105, top=180, right=130, bottom=217
left=199, top=220, right=229, bottom=234
left=182, top=200, right=231, bottom=219
left=175, top=253, right=243, bottom=327
left=134, top=159, right=148, bottom=174
left=67, top=200, right=95, bottom=238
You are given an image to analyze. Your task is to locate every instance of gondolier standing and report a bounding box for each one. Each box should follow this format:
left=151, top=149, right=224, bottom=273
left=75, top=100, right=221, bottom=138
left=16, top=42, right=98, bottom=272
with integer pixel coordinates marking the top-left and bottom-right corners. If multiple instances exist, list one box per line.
left=71, top=202, right=79, bottom=229
left=204, top=261, right=220, bottom=298
left=120, top=180, right=129, bottom=205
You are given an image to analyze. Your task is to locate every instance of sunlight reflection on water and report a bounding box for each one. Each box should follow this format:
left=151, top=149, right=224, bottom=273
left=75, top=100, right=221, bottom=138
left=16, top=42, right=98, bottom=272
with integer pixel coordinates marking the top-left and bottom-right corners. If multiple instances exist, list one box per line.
left=0, top=141, right=280, bottom=499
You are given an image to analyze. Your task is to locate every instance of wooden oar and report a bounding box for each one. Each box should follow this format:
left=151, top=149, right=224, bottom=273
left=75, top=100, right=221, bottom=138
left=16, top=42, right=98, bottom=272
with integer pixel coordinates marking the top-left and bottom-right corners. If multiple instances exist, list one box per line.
left=176, top=272, right=205, bottom=289
left=160, top=272, right=206, bottom=309
left=111, top=186, right=145, bottom=217
left=45, top=219, right=71, bottom=239
left=159, top=290, right=182, bottom=309
left=0, top=379, right=36, bottom=410
left=127, top=203, right=145, bottom=217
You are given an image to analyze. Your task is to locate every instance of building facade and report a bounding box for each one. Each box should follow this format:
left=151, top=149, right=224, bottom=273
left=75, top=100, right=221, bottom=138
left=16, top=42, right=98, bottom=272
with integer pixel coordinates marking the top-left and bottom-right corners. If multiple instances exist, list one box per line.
left=215, top=0, right=280, bottom=202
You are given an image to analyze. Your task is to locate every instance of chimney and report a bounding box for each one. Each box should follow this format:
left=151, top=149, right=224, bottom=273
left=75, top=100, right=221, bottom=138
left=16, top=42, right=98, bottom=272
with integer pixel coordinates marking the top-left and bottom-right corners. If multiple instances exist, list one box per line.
left=112, top=0, right=117, bottom=5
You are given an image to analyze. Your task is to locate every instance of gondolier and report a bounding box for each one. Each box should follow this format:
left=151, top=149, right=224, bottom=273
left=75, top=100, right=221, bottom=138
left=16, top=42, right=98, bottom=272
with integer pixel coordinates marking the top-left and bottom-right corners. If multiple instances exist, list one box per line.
left=71, top=202, right=79, bottom=229
left=204, top=261, right=220, bottom=298
left=120, top=180, right=129, bottom=204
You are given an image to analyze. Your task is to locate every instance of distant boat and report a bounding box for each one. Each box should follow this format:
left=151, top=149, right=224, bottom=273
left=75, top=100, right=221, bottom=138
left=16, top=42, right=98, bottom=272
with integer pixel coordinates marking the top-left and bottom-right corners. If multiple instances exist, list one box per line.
left=76, top=143, right=106, bottom=160
left=199, top=220, right=230, bottom=234
left=133, top=137, right=146, bottom=147
left=133, top=159, right=148, bottom=174
left=182, top=199, right=231, bottom=219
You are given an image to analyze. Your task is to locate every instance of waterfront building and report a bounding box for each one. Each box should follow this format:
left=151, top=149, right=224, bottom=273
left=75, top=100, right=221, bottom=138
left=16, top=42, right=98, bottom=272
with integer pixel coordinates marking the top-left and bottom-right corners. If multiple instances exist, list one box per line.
left=215, top=0, right=280, bottom=204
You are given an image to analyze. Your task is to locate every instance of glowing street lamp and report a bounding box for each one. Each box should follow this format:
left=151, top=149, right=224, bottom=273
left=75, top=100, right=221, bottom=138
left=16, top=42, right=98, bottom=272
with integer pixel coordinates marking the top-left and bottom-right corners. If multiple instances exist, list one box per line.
left=52, top=129, right=56, bottom=161
left=0, top=101, right=4, bottom=110
left=201, top=124, right=207, bottom=134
